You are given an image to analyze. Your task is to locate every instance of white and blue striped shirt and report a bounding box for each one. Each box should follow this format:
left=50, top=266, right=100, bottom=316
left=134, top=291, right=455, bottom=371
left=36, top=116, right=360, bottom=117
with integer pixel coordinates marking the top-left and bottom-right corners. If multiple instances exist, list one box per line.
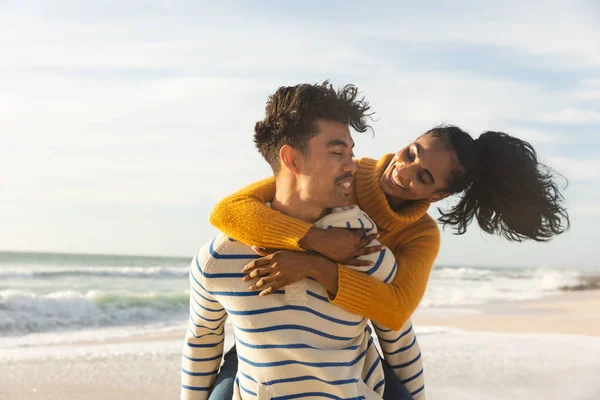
left=181, top=206, right=425, bottom=400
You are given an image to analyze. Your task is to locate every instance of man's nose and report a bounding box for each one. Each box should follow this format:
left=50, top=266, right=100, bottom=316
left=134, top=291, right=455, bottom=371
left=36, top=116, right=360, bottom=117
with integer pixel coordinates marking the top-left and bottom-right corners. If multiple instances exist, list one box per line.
left=344, top=157, right=357, bottom=175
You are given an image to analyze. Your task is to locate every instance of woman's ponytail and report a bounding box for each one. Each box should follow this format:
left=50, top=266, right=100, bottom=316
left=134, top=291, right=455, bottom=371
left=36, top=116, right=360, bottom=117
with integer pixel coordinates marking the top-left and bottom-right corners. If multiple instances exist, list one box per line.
left=431, top=126, right=569, bottom=242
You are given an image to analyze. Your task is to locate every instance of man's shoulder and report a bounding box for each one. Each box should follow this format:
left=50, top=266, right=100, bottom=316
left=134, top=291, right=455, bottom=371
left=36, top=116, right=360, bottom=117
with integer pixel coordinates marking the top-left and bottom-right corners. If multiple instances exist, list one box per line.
left=196, top=233, right=261, bottom=273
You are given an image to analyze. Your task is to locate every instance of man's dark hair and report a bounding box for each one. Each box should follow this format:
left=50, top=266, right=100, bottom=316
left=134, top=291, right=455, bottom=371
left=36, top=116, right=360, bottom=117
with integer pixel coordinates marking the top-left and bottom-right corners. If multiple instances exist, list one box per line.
left=254, top=81, right=373, bottom=174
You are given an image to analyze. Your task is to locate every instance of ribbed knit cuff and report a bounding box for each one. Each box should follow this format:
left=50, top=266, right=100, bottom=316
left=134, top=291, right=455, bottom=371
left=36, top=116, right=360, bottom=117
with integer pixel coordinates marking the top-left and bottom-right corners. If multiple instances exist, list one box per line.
left=264, top=218, right=312, bottom=251
left=329, top=265, right=372, bottom=315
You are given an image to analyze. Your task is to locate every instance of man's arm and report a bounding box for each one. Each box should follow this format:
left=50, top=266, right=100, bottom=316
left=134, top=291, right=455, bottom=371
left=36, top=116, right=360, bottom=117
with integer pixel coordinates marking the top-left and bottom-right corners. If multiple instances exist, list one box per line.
left=181, top=253, right=227, bottom=400
left=372, top=320, right=426, bottom=399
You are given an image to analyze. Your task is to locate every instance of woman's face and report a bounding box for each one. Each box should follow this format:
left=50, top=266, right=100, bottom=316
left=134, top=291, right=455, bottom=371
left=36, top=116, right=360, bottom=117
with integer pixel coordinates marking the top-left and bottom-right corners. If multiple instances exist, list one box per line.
left=380, top=134, right=458, bottom=203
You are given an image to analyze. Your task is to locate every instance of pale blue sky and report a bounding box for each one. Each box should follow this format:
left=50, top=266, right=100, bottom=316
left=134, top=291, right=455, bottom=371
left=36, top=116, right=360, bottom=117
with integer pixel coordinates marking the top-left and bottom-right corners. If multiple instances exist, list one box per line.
left=1, top=1, right=598, bottom=267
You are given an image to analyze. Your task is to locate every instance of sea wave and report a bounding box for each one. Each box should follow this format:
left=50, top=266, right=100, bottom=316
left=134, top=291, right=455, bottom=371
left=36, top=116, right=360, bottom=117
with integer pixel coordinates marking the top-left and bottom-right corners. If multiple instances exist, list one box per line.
left=0, top=289, right=189, bottom=335
left=560, top=276, right=600, bottom=291
left=0, top=266, right=189, bottom=279
left=422, top=267, right=592, bottom=307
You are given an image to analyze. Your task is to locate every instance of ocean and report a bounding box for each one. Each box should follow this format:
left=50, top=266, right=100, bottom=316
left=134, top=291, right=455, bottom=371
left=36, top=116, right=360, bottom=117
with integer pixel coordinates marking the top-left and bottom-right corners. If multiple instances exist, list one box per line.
left=1, top=250, right=599, bottom=348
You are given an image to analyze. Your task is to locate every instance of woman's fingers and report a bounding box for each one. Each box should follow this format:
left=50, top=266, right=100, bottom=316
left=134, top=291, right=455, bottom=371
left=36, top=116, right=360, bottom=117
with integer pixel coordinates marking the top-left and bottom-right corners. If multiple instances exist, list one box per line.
left=249, top=271, right=281, bottom=289
left=259, top=280, right=285, bottom=296
left=356, top=244, right=385, bottom=257
left=241, top=265, right=275, bottom=281
left=241, top=256, right=273, bottom=273
left=358, top=232, right=380, bottom=248
left=343, top=258, right=374, bottom=267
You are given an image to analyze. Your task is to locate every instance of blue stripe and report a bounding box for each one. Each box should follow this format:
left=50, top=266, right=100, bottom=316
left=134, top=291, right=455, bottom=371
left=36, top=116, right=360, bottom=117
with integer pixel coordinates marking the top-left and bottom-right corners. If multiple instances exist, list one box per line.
left=238, top=345, right=369, bottom=368
left=191, top=268, right=284, bottom=297
left=379, top=325, right=412, bottom=344
left=362, top=213, right=375, bottom=232
left=192, top=288, right=224, bottom=312
left=401, top=369, right=424, bottom=384
left=364, top=249, right=386, bottom=275
left=234, top=324, right=355, bottom=341
left=187, top=327, right=224, bottom=339
left=358, top=218, right=364, bottom=229
left=383, top=261, right=397, bottom=284
left=411, top=384, right=425, bottom=396
left=181, top=368, right=217, bottom=377
left=227, top=304, right=363, bottom=326
left=382, top=335, right=416, bottom=355
left=189, top=316, right=226, bottom=331
left=239, top=369, right=258, bottom=383
left=264, top=376, right=358, bottom=386
left=183, top=353, right=222, bottom=363
left=190, top=302, right=227, bottom=322
left=195, top=254, right=245, bottom=278
left=363, top=356, right=381, bottom=383
left=190, top=283, right=219, bottom=303
left=186, top=338, right=225, bottom=348
left=181, top=384, right=211, bottom=392
left=390, top=352, right=421, bottom=369
left=236, top=336, right=360, bottom=351
left=373, top=323, right=392, bottom=333
left=209, top=238, right=261, bottom=260
left=272, top=393, right=364, bottom=400
left=213, top=289, right=284, bottom=297
left=307, top=290, right=329, bottom=302
left=373, top=378, right=385, bottom=392
left=346, top=221, right=351, bottom=228
left=235, top=377, right=257, bottom=396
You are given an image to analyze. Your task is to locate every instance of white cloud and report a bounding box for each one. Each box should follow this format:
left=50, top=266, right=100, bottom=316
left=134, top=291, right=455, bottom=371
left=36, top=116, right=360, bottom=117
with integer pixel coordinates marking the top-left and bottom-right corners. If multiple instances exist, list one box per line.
left=536, top=107, right=600, bottom=124
left=548, top=156, right=600, bottom=183
left=0, top=1, right=598, bottom=264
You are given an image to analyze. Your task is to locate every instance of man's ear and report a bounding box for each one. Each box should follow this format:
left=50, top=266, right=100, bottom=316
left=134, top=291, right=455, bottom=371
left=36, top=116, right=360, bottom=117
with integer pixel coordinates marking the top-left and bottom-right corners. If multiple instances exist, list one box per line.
left=279, top=145, right=300, bottom=173
left=430, top=191, right=450, bottom=203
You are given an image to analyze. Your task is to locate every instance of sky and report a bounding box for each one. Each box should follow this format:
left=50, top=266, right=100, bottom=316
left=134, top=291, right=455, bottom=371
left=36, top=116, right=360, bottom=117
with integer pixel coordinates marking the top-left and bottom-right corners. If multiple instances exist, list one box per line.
left=1, top=1, right=599, bottom=267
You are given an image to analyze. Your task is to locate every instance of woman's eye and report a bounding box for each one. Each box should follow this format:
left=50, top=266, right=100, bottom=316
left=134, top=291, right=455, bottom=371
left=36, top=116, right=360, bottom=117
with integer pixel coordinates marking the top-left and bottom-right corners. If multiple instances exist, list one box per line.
left=331, top=152, right=343, bottom=156
left=407, top=149, right=415, bottom=162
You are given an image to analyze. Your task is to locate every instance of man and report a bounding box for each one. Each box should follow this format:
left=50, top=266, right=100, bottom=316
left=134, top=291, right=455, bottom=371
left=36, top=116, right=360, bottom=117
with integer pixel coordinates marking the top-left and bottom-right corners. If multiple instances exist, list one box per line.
left=181, top=82, right=423, bottom=399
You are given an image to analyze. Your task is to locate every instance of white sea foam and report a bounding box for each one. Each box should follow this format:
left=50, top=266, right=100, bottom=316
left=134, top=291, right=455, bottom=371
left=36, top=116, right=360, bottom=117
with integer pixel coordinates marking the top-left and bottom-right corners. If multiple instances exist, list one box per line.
left=0, top=265, right=189, bottom=279
left=0, top=289, right=189, bottom=335
left=421, top=266, right=584, bottom=307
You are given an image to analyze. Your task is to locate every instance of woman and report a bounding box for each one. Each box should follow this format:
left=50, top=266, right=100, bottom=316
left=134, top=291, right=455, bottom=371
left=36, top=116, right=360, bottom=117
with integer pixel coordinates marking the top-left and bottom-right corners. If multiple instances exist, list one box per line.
left=208, top=124, right=569, bottom=399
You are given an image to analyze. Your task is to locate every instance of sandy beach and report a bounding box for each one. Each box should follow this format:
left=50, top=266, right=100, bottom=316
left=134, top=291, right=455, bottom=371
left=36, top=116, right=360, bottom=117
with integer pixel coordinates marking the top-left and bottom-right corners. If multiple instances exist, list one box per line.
left=413, top=289, right=600, bottom=336
left=2, top=290, right=600, bottom=400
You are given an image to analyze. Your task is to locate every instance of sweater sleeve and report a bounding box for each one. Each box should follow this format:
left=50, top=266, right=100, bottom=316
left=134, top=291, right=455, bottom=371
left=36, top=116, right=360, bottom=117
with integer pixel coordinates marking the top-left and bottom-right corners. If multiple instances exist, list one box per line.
left=373, top=320, right=425, bottom=399
left=181, top=253, right=227, bottom=400
left=331, top=219, right=440, bottom=330
left=209, top=177, right=313, bottom=251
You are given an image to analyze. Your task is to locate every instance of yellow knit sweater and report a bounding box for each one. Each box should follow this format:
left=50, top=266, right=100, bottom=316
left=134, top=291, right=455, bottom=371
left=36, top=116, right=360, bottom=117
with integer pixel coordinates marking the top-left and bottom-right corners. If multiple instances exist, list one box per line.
left=209, top=154, right=440, bottom=330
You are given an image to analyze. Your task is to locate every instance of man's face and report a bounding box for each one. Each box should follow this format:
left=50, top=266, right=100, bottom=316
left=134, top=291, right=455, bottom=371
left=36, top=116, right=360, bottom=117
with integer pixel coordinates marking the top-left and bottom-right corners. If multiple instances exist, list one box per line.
left=296, top=119, right=357, bottom=208
left=380, top=133, right=457, bottom=202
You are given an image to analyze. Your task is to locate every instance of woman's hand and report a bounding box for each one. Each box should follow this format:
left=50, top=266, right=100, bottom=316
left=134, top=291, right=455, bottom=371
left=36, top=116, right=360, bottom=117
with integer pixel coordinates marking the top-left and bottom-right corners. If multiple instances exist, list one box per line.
left=241, top=249, right=339, bottom=296
left=298, top=227, right=383, bottom=266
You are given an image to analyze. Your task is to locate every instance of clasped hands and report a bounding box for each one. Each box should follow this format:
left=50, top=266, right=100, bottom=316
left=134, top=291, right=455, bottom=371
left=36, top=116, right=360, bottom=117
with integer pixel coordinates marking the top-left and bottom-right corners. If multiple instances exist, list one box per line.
left=241, top=227, right=382, bottom=296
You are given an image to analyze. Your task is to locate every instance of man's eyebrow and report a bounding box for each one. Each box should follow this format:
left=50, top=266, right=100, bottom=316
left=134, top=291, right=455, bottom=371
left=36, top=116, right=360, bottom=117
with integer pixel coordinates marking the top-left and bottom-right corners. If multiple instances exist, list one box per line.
left=327, top=139, right=355, bottom=148
left=415, top=142, right=435, bottom=184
